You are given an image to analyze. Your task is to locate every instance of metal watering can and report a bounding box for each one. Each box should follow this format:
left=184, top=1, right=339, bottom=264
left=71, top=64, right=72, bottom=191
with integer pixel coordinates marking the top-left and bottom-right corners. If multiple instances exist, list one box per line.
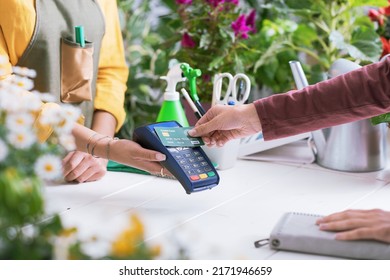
left=290, top=59, right=387, bottom=172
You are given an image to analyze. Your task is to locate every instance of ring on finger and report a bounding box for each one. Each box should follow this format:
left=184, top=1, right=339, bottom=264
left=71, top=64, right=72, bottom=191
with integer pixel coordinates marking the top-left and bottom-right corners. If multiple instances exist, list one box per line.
left=160, top=167, right=166, bottom=177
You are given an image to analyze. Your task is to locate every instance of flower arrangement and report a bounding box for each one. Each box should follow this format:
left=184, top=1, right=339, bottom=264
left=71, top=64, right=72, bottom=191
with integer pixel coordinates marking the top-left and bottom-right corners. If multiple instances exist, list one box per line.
left=0, top=55, right=161, bottom=260
left=0, top=55, right=80, bottom=259
left=171, top=0, right=261, bottom=101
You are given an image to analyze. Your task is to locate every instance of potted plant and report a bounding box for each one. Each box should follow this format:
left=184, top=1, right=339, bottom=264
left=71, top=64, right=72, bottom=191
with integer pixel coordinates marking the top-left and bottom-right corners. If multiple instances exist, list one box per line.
left=255, top=0, right=384, bottom=84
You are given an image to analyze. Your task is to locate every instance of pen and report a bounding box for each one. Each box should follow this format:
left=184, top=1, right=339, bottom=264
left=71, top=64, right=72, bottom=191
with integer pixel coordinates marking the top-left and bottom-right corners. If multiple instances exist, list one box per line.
left=75, top=26, right=85, bottom=48
left=289, top=61, right=309, bottom=89
left=181, top=88, right=202, bottom=120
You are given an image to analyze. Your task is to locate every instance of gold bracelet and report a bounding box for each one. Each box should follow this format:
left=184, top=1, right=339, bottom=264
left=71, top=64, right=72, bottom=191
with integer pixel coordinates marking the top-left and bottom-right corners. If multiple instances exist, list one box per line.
left=86, top=133, right=98, bottom=154
left=106, top=137, right=119, bottom=161
left=90, top=136, right=110, bottom=158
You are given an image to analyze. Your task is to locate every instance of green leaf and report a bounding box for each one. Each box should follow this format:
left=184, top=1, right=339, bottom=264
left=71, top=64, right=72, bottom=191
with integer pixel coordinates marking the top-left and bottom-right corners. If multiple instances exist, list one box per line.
left=219, top=28, right=235, bottom=43
left=350, top=27, right=382, bottom=61
left=285, top=0, right=313, bottom=10
left=262, top=57, right=279, bottom=81
left=371, top=113, right=390, bottom=125
left=292, top=24, right=317, bottom=47
left=351, top=0, right=388, bottom=7
left=208, top=55, right=225, bottom=70
left=330, top=29, right=381, bottom=62
left=234, top=55, right=244, bottom=73
left=158, top=0, right=176, bottom=10
left=199, top=34, right=211, bottom=49
left=309, top=65, right=327, bottom=84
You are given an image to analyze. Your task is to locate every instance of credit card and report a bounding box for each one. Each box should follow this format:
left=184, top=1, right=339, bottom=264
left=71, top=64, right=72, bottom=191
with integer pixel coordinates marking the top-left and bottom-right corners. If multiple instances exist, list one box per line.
left=154, top=127, right=204, bottom=147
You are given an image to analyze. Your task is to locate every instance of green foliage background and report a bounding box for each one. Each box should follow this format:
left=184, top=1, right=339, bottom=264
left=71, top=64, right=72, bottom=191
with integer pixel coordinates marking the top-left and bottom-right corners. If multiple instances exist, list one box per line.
left=116, top=0, right=385, bottom=138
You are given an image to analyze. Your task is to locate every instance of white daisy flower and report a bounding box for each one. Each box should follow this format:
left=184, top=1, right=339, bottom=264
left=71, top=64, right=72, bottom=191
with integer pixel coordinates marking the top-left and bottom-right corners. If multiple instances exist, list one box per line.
left=54, top=117, right=74, bottom=134
left=8, top=129, right=36, bottom=149
left=61, top=105, right=81, bottom=122
left=52, top=105, right=80, bottom=134
left=32, top=91, right=56, bottom=103
left=39, top=106, right=63, bottom=125
left=6, top=113, right=34, bottom=132
left=12, top=75, right=34, bottom=91
left=27, top=69, right=37, bottom=79
left=22, top=92, right=43, bottom=112
left=12, top=66, right=37, bottom=79
left=34, top=154, right=62, bottom=181
left=0, top=90, right=25, bottom=112
left=59, top=134, right=76, bottom=151
left=0, top=139, right=9, bottom=162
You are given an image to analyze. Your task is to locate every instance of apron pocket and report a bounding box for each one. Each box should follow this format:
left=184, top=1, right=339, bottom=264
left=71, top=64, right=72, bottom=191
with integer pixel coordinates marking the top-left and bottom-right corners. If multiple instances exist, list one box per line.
left=60, top=37, right=94, bottom=103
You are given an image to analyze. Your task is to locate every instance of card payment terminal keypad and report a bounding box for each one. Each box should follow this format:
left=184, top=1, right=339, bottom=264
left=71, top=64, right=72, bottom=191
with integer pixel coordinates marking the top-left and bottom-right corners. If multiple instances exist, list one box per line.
left=168, top=147, right=217, bottom=181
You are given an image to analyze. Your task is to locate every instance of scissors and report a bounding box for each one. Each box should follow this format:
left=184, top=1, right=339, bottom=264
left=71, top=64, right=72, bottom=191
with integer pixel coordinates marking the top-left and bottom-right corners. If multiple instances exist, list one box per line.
left=212, top=73, right=251, bottom=106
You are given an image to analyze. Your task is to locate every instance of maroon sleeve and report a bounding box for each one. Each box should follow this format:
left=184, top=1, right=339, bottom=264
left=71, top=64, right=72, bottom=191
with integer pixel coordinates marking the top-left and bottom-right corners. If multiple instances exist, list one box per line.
left=254, top=57, right=390, bottom=140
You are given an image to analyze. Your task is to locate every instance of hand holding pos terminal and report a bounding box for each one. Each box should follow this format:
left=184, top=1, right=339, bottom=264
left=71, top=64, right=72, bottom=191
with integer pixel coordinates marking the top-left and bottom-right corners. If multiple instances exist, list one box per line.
left=133, top=121, right=220, bottom=194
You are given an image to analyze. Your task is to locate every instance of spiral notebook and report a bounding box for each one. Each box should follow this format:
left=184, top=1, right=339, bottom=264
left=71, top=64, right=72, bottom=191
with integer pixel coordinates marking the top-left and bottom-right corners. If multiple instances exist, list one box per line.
left=265, top=212, right=390, bottom=260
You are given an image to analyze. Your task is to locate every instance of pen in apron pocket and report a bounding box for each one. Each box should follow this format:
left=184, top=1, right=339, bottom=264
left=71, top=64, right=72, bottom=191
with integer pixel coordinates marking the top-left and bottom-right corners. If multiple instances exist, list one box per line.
left=75, top=25, right=85, bottom=47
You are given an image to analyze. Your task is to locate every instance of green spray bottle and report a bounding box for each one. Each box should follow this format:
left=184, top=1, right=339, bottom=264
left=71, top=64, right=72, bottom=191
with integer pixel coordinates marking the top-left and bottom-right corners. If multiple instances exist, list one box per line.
left=156, top=64, right=189, bottom=126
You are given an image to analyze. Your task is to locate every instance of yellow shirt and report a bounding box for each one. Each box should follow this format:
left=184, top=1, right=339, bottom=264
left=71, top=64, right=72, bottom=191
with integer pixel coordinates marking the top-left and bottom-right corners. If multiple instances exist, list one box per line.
left=0, top=0, right=128, bottom=132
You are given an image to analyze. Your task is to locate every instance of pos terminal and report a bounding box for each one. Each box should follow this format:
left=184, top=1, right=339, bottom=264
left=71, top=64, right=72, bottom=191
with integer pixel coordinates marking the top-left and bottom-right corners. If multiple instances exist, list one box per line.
left=133, top=121, right=220, bottom=194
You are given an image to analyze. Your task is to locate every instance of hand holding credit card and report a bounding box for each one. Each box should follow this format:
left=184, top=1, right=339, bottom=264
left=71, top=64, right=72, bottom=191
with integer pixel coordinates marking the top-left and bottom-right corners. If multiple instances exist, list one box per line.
left=154, top=127, right=204, bottom=147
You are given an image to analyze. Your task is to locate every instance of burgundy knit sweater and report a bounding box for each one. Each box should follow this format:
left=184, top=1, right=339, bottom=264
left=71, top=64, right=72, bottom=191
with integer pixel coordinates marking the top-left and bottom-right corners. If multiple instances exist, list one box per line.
left=254, top=57, right=390, bottom=140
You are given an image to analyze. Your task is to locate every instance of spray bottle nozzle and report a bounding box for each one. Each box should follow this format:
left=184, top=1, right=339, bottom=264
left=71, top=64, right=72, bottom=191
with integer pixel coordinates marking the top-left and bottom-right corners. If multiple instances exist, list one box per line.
left=180, top=63, right=202, bottom=102
left=156, top=64, right=189, bottom=126
left=160, top=64, right=187, bottom=101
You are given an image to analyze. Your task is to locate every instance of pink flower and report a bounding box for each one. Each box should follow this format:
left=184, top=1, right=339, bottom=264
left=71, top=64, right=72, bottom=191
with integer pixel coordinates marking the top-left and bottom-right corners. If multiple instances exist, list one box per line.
left=181, top=33, right=196, bottom=48
left=176, top=0, right=192, bottom=4
left=231, top=14, right=252, bottom=39
left=206, top=0, right=238, bottom=8
left=227, top=0, right=239, bottom=5
left=245, top=9, right=256, bottom=33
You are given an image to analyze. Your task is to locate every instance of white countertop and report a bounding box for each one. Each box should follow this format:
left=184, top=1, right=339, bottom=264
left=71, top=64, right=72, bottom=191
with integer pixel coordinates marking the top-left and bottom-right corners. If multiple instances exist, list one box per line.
left=43, top=152, right=390, bottom=260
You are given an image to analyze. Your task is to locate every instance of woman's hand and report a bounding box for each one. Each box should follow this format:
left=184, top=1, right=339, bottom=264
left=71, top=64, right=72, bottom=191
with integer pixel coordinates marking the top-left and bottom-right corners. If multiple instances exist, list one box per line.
left=316, top=209, right=390, bottom=244
left=188, top=104, right=262, bottom=146
left=109, top=139, right=172, bottom=177
left=62, top=151, right=108, bottom=183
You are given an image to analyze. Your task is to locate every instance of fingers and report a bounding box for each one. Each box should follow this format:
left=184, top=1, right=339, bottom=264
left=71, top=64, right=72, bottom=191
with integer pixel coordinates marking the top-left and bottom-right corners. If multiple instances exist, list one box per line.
left=189, top=104, right=260, bottom=146
left=71, top=166, right=106, bottom=183
left=130, top=145, right=166, bottom=161
left=189, top=117, right=222, bottom=138
left=316, top=209, right=390, bottom=243
left=335, top=228, right=377, bottom=241
left=188, top=105, right=225, bottom=137
left=318, top=218, right=369, bottom=232
left=115, top=140, right=166, bottom=162
left=130, top=161, right=173, bottom=178
left=62, top=151, right=84, bottom=178
left=62, top=151, right=107, bottom=183
left=316, top=209, right=367, bottom=224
